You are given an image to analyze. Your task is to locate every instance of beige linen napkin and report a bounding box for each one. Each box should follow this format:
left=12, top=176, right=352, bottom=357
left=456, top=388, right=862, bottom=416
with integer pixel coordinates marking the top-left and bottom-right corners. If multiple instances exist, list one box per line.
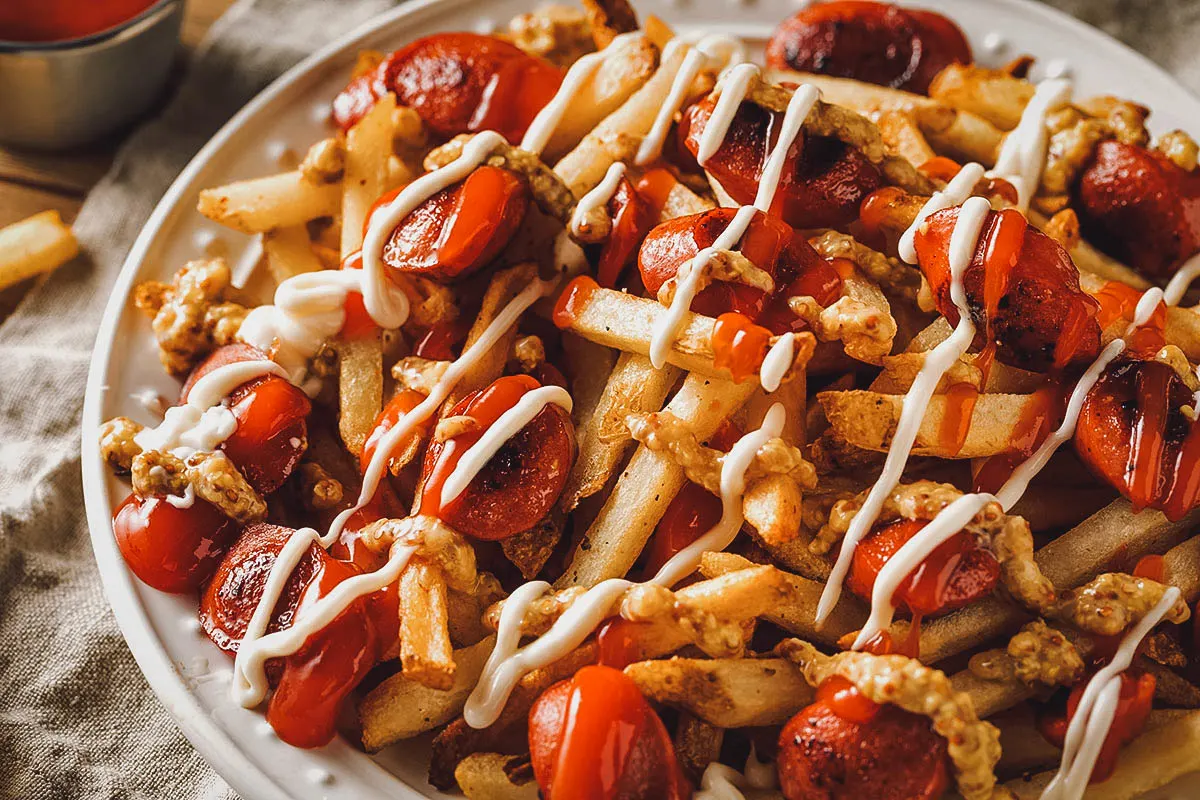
left=0, top=0, right=1196, bottom=798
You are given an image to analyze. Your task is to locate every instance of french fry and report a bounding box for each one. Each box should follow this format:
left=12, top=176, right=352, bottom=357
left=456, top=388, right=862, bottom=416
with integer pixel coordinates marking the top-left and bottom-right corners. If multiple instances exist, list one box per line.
left=541, top=35, right=659, bottom=162
left=554, top=40, right=695, bottom=196
left=197, top=171, right=341, bottom=233
left=1005, top=710, right=1200, bottom=799
left=562, top=352, right=680, bottom=511
left=341, top=93, right=397, bottom=257
left=561, top=283, right=812, bottom=385
left=336, top=334, right=383, bottom=458
left=399, top=559, right=456, bottom=689
left=262, top=225, right=322, bottom=285
left=625, top=656, right=813, bottom=727
left=819, top=390, right=1045, bottom=458
left=360, top=635, right=495, bottom=751
left=764, top=69, right=1004, bottom=164
left=697, top=552, right=863, bottom=645
left=0, top=210, right=78, bottom=290
left=876, top=110, right=937, bottom=166
left=557, top=373, right=757, bottom=586
left=442, top=262, right=539, bottom=415
left=455, top=753, right=538, bottom=800
left=928, top=63, right=1034, bottom=131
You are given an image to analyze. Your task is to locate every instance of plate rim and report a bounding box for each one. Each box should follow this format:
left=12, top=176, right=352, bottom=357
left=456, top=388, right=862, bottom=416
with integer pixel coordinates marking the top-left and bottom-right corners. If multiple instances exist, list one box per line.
left=79, top=1, right=1200, bottom=799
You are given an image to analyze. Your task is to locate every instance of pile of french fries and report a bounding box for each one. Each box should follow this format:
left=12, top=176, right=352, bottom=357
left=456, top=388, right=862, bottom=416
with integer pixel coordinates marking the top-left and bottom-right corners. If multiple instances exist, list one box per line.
left=148, top=1, right=1200, bottom=797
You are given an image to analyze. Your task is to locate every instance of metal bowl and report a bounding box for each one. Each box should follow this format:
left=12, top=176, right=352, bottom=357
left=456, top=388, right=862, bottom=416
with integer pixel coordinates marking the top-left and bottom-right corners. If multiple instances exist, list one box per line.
left=0, top=0, right=184, bottom=151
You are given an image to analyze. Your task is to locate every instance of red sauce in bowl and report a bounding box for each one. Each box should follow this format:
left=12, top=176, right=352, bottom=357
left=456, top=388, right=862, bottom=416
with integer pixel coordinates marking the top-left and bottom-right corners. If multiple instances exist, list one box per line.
left=0, top=0, right=160, bottom=43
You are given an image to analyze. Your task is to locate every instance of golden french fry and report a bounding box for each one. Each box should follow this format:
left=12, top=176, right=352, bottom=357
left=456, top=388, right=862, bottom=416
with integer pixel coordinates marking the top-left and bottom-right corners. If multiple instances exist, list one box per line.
left=697, top=552, right=863, bottom=645
left=541, top=35, right=659, bottom=162
left=562, top=352, right=680, bottom=511
left=336, top=334, right=383, bottom=458
left=197, top=171, right=341, bottom=233
left=764, top=69, right=1004, bottom=164
left=1005, top=710, right=1200, bottom=799
left=399, top=560, right=455, bottom=690
left=928, top=63, right=1034, bottom=131
left=561, top=283, right=812, bottom=385
left=876, top=110, right=937, bottom=166
left=0, top=210, right=78, bottom=290
left=554, top=40, right=696, bottom=196
left=341, top=93, right=397, bottom=257
left=455, top=753, right=538, bottom=800
left=360, top=635, right=495, bottom=751
left=557, top=373, right=756, bottom=586
left=819, top=389, right=1044, bottom=458
left=625, top=656, right=813, bottom=727
left=442, top=262, right=539, bottom=415
left=262, top=225, right=322, bottom=285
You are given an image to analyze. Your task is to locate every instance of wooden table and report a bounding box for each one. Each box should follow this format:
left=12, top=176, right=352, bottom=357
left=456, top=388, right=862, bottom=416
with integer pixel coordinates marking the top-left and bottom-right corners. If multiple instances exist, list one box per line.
left=0, top=0, right=234, bottom=319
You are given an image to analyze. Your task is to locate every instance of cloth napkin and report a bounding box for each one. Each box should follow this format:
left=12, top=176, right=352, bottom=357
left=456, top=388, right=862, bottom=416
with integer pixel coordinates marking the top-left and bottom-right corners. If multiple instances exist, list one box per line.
left=0, top=1, right=1197, bottom=797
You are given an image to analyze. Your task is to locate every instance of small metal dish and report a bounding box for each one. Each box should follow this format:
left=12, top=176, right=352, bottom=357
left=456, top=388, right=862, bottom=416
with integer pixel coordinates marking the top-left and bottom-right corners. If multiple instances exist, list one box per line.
left=0, top=0, right=184, bottom=151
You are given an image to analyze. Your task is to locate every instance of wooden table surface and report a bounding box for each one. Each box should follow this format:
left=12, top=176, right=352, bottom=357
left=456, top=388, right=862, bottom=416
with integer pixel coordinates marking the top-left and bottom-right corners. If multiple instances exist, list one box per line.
left=0, top=0, right=235, bottom=319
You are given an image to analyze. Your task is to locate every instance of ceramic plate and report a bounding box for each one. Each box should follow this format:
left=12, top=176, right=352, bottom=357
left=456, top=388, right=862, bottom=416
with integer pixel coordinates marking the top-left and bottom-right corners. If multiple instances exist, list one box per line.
left=81, top=0, right=1200, bottom=797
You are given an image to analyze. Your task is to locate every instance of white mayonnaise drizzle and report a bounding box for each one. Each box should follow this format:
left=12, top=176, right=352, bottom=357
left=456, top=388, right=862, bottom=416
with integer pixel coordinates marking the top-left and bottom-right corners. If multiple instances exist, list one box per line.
left=647, top=83, right=819, bottom=370
left=988, top=78, right=1072, bottom=212
left=759, top=333, right=795, bottom=393
left=897, top=162, right=985, bottom=264
left=1039, top=587, right=1181, bottom=800
left=164, top=483, right=196, bottom=509
left=568, top=162, right=627, bottom=237
left=693, top=748, right=776, bottom=800
left=696, top=63, right=761, bottom=166
left=130, top=388, right=167, bottom=417
left=1163, top=251, right=1200, bottom=307
left=438, top=385, right=574, bottom=507
left=816, top=195, right=992, bottom=625
left=231, top=276, right=555, bottom=708
left=133, top=360, right=285, bottom=458
left=239, top=270, right=364, bottom=385
left=519, top=31, right=645, bottom=156
left=464, top=403, right=787, bottom=728
left=636, top=35, right=746, bottom=166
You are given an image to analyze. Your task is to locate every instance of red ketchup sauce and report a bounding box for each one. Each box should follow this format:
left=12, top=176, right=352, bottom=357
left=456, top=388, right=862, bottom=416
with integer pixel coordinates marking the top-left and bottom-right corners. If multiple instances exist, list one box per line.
left=528, top=665, right=690, bottom=800
left=1039, top=671, right=1156, bottom=785
left=552, top=275, right=600, bottom=329
left=712, top=312, right=773, bottom=383
left=0, top=0, right=157, bottom=42
left=847, top=518, right=1001, bottom=657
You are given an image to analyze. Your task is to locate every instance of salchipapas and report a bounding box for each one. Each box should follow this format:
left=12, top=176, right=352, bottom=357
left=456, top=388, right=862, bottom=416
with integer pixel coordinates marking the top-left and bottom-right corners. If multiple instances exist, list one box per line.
left=98, top=2, right=1200, bottom=798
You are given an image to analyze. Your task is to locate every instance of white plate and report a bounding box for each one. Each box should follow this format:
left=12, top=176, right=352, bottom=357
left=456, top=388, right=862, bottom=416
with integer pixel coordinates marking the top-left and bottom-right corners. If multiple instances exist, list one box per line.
left=81, top=1, right=1200, bottom=798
